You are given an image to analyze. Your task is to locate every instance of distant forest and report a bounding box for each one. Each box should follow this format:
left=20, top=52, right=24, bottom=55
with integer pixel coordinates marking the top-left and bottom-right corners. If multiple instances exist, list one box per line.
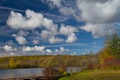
left=0, top=54, right=98, bottom=69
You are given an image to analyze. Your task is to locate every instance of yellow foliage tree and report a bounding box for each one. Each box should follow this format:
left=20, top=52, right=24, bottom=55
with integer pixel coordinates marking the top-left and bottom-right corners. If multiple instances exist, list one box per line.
left=9, top=58, right=16, bottom=68
left=99, top=48, right=113, bottom=66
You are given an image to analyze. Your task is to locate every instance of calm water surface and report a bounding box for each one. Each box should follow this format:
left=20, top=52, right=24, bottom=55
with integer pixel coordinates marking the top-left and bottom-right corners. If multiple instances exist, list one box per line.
left=0, top=68, right=44, bottom=79
left=0, top=67, right=82, bottom=79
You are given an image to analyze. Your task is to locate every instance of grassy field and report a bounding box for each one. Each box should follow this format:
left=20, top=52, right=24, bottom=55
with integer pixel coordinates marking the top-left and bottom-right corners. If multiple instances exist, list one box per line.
left=59, top=70, right=120, bottom=80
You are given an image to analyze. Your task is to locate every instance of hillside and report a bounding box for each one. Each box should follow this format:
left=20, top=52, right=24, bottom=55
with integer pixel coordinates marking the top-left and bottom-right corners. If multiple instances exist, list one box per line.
left=0, top=54, right=98, bottom=69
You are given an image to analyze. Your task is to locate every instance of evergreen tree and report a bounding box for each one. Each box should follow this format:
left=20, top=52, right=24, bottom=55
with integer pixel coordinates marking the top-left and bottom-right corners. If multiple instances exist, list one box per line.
left=105, top=33, right=120, bottom=58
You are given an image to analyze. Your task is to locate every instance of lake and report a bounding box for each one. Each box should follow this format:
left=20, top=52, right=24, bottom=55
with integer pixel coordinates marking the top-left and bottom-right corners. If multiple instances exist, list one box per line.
left=0, top=68, right=44, bottom=79
left=0, top=67, right=82, bottom=79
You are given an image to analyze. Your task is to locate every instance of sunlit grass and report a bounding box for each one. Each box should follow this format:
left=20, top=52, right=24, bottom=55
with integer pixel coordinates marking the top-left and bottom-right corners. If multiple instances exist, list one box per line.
left=59, top=69, right=120, bottom=80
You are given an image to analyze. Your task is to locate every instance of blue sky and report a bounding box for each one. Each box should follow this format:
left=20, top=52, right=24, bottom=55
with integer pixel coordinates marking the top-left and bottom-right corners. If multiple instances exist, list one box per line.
left=0, top=0, right=120, bottom=56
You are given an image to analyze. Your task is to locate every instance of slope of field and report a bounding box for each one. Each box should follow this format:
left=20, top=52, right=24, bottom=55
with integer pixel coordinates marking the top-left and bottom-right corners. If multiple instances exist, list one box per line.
left=59, top=70, right=120, bottom=80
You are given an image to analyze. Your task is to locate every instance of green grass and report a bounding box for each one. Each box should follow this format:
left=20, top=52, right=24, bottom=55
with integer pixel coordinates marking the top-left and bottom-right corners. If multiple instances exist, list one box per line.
left=59, top=70, right=120, bottom=80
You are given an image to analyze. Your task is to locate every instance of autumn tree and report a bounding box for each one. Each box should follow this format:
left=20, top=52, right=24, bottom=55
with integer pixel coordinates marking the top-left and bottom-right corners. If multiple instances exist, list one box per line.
left=9, top=58, right=16, bottom=68
left=99, top=33, right=120, bottom=68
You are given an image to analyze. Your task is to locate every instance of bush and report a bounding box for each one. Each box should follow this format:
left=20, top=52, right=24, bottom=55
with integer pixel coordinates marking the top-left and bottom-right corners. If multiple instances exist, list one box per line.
left=42, top=66, right=62, bottom=80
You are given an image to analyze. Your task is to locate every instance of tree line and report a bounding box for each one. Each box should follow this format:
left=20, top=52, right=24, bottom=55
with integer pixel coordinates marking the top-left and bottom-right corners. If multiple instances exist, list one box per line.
left=0, top=54, right=98, bottom=69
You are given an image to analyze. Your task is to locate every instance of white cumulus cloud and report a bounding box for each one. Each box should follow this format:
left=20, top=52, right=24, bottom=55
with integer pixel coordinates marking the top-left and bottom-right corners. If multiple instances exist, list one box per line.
left=59, top=7, right=76, bottom=16
left=76, top=0, right=120, bottom=38
left=32, top=40, right=39, bottom=44
left=3, top=45, right=16, bottom=52
left=12, top=34, right=27, bottom=45
left=48, top=0, right=62, bottom=8
left=77, top=0, right=120, bottom=23
left=41, top=30, right=56, bottom=39
left=66, top=33, right=77, bottom=43
left=22, top=46, right=45, bottom=52
left=80, top=24, right=116, bottom=38
left=60, top=47, right=65, bottom=52
left=7, top=10, right=44, bottom=29
left=60, top=24, right=77, bottom=36
left=46, top=49, right=52, bottom=53
left=49, top=36, right=63, bottom=44
left=7, top=9, right=58, bottom=32
left=54, top=47, right=68, bottom=54
left=60, top=24, right=78, bottom=43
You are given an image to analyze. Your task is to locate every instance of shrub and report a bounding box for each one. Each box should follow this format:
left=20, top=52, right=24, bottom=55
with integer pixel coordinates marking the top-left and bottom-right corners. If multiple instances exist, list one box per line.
left=42, top=66, right=61, bottom=80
